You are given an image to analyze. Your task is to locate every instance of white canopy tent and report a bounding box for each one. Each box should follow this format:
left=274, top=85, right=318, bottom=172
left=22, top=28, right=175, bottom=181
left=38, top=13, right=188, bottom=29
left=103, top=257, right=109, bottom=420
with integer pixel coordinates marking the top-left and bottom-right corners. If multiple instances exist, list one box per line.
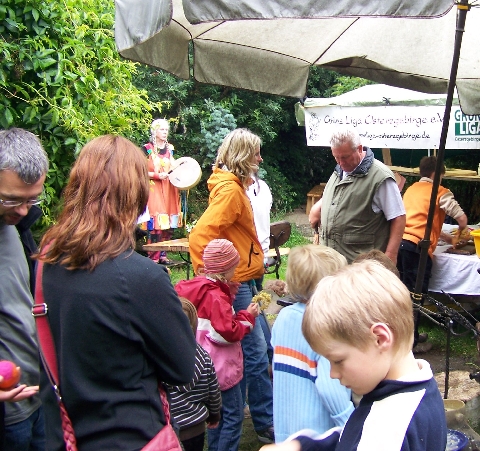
left=295, top=84, right=480, bottom=150
left=115, top=0, right=480, bottom=115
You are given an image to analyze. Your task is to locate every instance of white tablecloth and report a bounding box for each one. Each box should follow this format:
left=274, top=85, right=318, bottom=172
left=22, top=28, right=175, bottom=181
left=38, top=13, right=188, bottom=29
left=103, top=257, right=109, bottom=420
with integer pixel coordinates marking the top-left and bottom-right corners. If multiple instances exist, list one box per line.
left=429, top=225, right=480, bottom=295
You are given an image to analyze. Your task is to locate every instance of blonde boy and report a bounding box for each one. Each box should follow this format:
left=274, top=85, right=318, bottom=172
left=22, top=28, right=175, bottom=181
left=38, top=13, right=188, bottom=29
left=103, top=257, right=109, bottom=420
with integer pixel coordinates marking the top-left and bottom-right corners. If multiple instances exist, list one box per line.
left=262, top=260, right=446, bottom=451
left=271, top=245, right=354, bottom=443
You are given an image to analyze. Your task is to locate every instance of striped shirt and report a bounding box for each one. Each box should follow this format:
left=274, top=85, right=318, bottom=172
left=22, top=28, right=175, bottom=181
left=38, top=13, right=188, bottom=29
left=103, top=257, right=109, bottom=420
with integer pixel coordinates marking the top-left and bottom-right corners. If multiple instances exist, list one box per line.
left=166, top=343, right=222, bottom=430
left=271, top=302, right=354, bottom=443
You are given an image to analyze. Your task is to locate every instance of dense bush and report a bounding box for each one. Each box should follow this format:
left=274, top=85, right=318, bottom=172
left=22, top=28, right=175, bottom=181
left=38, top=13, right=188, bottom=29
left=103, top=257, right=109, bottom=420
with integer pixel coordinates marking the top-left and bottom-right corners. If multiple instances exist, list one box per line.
left=0, top=0, right=157, bottom=227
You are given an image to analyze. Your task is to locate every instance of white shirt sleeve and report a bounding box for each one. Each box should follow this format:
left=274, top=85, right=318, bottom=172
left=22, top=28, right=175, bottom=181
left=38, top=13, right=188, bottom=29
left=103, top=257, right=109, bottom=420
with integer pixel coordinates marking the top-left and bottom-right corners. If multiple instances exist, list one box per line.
left=372, top=178, right=406, bottom=220
left=246, top=179, right=272, bottom=254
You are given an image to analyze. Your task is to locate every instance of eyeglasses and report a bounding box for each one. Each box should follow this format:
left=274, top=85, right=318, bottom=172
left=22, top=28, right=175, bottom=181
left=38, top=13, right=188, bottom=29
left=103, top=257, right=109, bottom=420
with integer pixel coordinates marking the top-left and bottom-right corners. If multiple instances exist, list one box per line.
left=0, top=198, right=42, bottom=208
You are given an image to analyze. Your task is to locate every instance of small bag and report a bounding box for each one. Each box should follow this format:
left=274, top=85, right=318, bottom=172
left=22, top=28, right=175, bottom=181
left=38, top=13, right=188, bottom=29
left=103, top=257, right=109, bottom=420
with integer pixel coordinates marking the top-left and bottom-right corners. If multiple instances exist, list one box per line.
left=33, top=258, right=182, bottom=451
left=141, top=388, right=182, bottom=450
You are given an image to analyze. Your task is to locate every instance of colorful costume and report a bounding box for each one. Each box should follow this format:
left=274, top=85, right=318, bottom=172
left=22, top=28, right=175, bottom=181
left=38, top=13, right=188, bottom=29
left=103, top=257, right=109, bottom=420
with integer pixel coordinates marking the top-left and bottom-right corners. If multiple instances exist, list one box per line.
left=143, top=142, right=181, bottom=262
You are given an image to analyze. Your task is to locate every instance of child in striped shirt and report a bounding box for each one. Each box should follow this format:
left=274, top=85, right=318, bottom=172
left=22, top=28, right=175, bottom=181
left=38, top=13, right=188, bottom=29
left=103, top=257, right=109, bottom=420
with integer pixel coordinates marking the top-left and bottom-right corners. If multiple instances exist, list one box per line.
left=165, top=298, right=222, bottom=451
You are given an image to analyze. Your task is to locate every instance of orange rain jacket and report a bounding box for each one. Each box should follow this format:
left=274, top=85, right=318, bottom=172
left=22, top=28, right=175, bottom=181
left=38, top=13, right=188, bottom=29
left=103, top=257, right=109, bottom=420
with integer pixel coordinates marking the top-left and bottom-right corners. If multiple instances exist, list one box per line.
left=189, top=168, right=264, bottom=283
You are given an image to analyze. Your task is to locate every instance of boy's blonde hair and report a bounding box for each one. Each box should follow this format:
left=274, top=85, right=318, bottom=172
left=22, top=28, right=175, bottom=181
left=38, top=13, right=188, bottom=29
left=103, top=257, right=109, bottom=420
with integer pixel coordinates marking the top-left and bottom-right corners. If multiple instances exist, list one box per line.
left=215, top=128, right=261, bottom=189
left=302, top=260, right=413, bottom=355
left=352, top=249, right=400, bottom=278
left=286, top=244, right=347, bottom=303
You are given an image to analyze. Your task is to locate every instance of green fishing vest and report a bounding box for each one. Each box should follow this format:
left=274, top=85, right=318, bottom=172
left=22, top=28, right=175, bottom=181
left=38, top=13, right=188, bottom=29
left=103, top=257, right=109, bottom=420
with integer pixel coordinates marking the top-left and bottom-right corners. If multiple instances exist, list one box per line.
left=320, top=160, right=394, bottom=263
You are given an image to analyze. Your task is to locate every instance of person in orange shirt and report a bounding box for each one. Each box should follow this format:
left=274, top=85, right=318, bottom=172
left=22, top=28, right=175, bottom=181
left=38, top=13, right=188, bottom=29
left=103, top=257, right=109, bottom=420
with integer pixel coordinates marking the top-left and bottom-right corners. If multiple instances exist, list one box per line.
left=397, top=156, right=467, bottom=348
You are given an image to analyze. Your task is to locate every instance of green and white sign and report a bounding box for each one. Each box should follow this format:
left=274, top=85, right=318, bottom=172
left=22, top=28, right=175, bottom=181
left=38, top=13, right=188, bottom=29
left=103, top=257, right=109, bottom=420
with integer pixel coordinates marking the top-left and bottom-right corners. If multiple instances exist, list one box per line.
left=299, top=85, right=480, bottom=150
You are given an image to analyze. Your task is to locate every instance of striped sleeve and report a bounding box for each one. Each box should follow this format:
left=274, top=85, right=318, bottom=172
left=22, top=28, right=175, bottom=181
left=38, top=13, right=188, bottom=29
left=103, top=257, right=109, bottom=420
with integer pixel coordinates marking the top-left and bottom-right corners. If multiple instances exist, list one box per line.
left=166, top=343, right=221, bottom=428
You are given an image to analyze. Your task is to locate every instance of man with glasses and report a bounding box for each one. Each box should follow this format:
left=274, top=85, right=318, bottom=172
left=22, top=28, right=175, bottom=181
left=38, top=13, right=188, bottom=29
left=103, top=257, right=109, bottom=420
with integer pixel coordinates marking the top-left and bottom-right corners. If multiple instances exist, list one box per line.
left=0, top=128, right=48, bottom=451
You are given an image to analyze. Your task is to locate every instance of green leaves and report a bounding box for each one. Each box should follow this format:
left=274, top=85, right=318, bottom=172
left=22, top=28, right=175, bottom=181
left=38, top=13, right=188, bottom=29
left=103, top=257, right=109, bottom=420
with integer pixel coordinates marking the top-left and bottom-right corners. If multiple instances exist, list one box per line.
left=199, top=106, right=237, bottom=167
left=0, top=0, right=156, bottom=228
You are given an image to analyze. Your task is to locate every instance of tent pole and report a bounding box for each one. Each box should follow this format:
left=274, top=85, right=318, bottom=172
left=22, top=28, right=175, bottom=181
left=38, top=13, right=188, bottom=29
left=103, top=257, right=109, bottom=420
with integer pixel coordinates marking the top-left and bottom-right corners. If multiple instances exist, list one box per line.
left=413, top=1, right=470, bottom=337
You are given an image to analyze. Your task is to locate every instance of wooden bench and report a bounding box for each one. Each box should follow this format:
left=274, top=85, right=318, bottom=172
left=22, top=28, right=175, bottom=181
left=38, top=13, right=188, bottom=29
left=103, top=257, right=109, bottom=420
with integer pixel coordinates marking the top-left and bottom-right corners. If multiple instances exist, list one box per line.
left=306, top=183, right=326, bottom=215
left=142, top=238, right=192, bottom=278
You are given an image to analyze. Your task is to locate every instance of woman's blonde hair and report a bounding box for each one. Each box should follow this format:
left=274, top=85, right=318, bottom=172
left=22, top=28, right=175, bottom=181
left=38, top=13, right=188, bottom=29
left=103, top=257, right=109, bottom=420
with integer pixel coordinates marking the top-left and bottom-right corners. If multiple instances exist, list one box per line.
left=302, top=260, right=413, bottom=356
left=38, top=135, right=149, bottom=270
left=286, top=244, right=347, bottom=303
left=215, top=128, right=261, bottom=188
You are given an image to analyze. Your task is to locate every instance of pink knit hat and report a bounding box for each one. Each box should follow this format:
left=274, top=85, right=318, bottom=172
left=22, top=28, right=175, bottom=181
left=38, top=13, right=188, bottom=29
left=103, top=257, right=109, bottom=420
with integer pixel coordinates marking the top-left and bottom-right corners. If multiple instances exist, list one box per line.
left=203, top=239, right=240, bottom=275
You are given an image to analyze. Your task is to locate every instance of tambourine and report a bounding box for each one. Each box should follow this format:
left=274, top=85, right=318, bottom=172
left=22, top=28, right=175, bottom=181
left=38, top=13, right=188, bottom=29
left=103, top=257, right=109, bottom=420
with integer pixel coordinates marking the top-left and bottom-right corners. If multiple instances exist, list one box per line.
left=168, top=157, right=202, bottom=190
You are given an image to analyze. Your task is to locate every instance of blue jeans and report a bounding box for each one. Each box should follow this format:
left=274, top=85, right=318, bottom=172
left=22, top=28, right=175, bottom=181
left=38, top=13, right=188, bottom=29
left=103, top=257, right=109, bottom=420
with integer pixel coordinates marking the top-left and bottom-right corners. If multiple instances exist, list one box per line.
left=207, top=383, right=243, bottom=451
left=258, top=313, right=273, bottom=365
left=233, top=282, right=273, bottom=432
left=4, top=406, right=45, bottom=451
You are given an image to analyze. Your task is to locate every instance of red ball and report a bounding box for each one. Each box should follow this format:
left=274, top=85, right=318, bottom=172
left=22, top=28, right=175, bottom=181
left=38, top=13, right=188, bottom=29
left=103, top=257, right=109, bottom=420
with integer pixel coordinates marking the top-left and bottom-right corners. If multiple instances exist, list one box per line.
left=0, top=360, right=21, bottom=390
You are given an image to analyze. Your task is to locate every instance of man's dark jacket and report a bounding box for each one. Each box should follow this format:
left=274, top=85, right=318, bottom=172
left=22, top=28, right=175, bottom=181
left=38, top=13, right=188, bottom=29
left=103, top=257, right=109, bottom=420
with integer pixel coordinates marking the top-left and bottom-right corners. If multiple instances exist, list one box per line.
left=15, top=205, right=42, bottom=294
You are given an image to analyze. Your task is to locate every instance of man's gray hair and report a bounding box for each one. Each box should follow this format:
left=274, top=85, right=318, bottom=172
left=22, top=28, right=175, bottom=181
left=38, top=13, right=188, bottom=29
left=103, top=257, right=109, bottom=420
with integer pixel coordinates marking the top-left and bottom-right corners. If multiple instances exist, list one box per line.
left=330, top=129, right=362, bottom=151
left=0, top=128, right=49, bottom=183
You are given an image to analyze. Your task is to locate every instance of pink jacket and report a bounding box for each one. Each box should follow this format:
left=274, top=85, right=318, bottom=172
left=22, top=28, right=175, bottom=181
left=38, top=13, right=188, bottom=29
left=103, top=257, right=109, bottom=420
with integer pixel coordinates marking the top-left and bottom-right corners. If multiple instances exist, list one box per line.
left=175, top=276, right=255, bottom=390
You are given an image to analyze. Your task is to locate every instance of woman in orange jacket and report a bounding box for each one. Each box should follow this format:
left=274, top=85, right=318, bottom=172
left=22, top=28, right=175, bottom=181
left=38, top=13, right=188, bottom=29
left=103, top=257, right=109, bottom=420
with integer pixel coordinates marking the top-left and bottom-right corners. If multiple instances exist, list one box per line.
left=189, top=128, right=275, bottom=444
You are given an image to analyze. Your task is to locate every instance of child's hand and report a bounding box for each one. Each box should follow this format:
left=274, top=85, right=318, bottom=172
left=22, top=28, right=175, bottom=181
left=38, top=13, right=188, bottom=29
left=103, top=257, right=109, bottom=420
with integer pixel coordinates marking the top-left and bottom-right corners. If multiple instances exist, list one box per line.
left=247, top=302, right=260, bottom=317
left=207, top=421, right=219, bottom=429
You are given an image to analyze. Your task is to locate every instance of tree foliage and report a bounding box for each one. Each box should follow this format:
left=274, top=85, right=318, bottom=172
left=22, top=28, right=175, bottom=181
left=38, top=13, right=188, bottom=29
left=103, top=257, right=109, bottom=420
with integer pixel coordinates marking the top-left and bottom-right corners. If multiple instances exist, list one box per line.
left=0, top=0, right=158, bottom=226
left=1, top=0, right=376, bottom=226
left=133, top=66, right=351, bottom=216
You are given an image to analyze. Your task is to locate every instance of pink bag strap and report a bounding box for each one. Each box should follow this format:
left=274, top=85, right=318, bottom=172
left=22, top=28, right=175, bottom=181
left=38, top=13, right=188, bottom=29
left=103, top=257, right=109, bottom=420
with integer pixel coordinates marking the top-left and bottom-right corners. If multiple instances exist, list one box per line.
left=33, top=257, right=78, bottom=451
left=32, top=253, right=173, bottom=449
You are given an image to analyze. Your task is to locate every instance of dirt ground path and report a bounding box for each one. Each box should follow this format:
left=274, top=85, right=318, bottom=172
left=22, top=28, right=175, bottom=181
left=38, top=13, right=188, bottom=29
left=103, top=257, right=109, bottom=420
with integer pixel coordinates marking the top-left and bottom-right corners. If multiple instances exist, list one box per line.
left=284, top=206, right=315, bottom=240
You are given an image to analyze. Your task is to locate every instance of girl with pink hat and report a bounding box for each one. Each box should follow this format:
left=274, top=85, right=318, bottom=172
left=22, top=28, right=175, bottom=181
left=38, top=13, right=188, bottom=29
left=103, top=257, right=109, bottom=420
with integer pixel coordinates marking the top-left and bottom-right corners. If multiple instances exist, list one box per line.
left=176, top=238, right=259, bottom=451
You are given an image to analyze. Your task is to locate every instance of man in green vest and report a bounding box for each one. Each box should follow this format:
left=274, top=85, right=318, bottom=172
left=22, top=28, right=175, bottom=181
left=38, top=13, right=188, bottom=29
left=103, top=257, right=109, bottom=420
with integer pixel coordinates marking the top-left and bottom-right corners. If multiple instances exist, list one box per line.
left=309, top=129, right=405, bottom=264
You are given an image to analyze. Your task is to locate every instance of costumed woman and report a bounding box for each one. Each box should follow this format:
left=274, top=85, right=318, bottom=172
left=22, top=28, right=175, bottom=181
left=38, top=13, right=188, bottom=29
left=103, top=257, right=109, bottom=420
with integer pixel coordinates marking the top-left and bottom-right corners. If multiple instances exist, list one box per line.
left=143, top=118, right=181, bottom=264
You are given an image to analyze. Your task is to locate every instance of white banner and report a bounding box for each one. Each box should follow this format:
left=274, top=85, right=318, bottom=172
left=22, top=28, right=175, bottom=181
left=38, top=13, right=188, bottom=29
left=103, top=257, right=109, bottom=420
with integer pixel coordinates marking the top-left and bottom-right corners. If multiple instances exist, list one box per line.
left=304, top=105, right=480, bottom=149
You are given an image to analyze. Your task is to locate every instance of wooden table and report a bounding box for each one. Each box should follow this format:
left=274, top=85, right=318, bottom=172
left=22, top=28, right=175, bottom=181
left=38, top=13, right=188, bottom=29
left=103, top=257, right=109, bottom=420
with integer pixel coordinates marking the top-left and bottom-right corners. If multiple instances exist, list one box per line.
left=306, top=183, right=326, bottom=215
left=143, top=238, right=290, bottom=280
left=142, top=238, right=192, bottom=279
left=388, top=165, right=480, bottom=182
